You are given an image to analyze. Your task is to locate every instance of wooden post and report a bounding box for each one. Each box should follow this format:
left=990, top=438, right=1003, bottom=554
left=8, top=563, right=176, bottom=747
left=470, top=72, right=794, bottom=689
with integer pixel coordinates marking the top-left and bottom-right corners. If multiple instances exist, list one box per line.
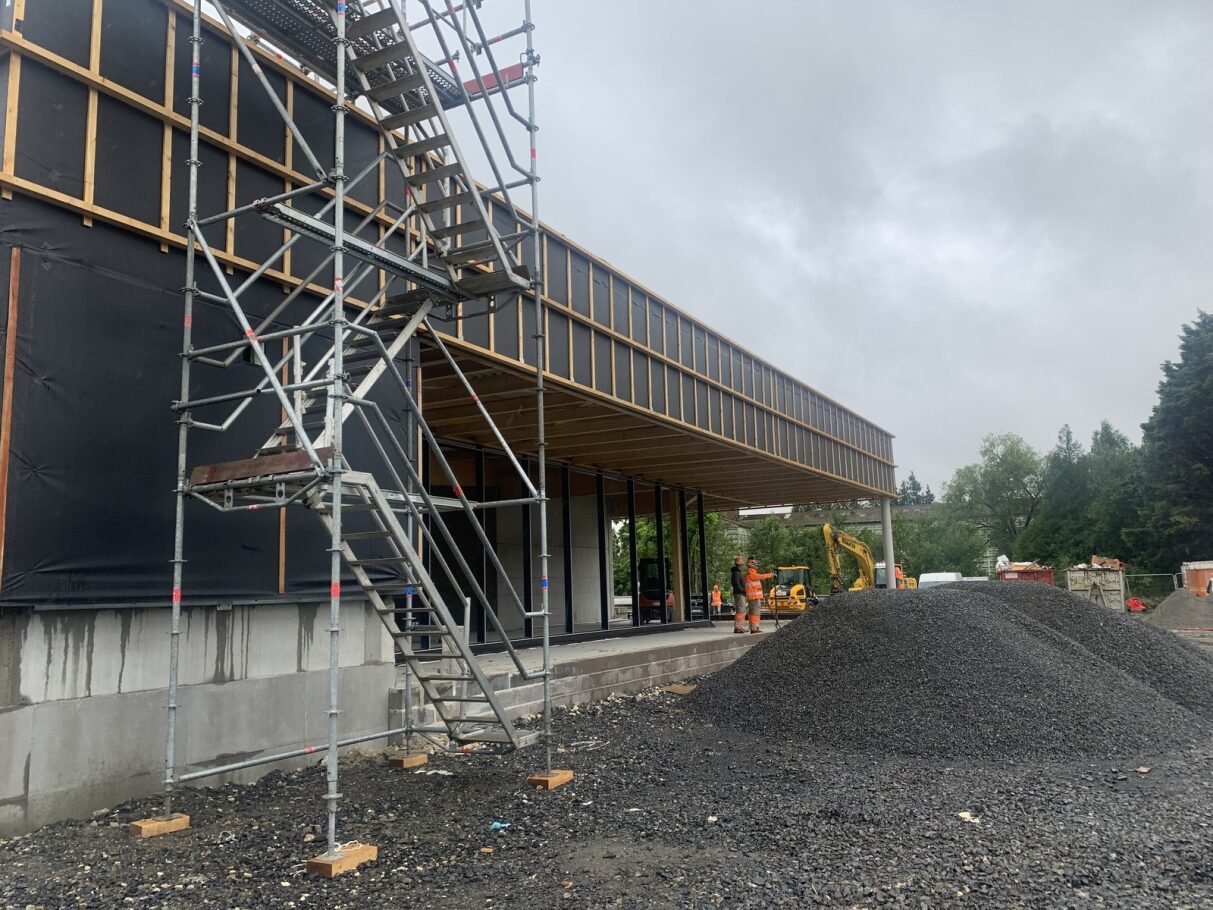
left=81, top=0, right=104, bottom=226
left=0, top=247, right=21, bottom=589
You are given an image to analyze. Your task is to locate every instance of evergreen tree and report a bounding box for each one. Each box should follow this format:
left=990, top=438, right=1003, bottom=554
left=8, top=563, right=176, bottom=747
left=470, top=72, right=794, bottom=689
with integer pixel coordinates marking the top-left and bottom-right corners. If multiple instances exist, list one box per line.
left=897, top=472, right=935, bottom=505
left=1130, top=312, right=1213, bottom=570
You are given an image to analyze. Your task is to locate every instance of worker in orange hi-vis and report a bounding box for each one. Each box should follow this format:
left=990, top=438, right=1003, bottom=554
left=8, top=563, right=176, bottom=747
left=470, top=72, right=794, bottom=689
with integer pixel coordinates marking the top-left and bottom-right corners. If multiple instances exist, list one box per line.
left=742, top=556, right=774, bottom=634
left=710, top=584, right=723, bottom=614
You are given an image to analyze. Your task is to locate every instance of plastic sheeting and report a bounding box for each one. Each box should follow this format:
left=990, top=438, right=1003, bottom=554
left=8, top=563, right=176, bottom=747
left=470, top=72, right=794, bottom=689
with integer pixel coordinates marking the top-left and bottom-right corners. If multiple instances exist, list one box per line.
left=0, top=196, right=410, bottom=606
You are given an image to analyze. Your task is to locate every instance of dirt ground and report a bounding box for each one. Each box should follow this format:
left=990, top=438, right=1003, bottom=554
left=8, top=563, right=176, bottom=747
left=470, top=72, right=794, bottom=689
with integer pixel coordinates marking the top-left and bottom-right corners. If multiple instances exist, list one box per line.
left=3, top=684, right=1212, bottom=910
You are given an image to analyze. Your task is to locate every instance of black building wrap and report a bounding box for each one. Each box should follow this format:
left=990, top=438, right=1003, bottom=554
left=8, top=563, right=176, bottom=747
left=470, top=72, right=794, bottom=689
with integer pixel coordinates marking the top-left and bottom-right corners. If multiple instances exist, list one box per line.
left=0, top=196, right=412, bottom=605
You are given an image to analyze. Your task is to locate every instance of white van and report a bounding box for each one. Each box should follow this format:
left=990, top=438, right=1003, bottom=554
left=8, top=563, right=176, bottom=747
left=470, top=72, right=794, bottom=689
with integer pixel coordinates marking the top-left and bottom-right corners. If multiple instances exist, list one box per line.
left=918, top=572, right=963, bottom=589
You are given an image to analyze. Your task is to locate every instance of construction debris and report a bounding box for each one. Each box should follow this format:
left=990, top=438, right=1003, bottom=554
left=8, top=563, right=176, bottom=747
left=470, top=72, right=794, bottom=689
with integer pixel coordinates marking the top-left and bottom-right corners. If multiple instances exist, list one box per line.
left=688, top=583, right=1213, bottom=759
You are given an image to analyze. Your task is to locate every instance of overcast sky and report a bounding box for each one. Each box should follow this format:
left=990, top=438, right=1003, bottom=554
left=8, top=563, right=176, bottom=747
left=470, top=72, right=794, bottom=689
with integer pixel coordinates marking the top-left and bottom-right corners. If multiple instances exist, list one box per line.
left=501, top=1, right=1213, bottom=492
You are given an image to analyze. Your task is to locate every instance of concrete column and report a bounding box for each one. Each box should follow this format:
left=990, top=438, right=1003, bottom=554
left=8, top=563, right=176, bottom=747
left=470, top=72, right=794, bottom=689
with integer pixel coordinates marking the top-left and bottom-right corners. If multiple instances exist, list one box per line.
left=880, top=496, right=896, bottom=588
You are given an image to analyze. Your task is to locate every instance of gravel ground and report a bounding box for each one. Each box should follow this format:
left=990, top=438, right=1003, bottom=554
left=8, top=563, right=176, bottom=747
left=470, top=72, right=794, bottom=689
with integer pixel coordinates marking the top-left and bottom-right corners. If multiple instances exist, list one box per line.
left=690, top=585, right=1213, bottom=759
left=4, top=587, right=1213, bottom=909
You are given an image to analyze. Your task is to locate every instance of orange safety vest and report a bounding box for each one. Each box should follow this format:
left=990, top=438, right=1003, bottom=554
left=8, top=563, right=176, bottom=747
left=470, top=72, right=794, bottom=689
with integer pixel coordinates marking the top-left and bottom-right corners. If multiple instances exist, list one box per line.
left=744, top=567, right=773, bottom=600
left=710, top=588, right=722, bottom=607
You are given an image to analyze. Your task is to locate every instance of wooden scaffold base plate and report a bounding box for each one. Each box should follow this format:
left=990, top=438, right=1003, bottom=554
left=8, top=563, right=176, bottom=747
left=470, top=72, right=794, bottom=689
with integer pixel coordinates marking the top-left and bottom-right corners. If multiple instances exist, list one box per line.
left=306, top=843, right=379, bottom=878
left=129, top=814, right=191, bottom=838
left=389, top=752, right=429, bottom=769
left=527, top=769, right=574, bottom=790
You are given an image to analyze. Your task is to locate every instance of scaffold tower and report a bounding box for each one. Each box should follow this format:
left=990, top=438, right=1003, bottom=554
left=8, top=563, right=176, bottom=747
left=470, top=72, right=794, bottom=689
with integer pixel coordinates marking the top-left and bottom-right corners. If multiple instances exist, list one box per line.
left=160, top=0, right=550, bottom=863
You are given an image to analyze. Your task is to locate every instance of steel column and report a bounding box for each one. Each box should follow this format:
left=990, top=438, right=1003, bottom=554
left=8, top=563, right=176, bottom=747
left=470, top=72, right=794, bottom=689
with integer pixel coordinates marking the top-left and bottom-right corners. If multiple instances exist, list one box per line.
left=474, top=448, right=487, bottom=644
left=320, top=0, right=349, bottom=861
left=654, top=483, right=666, bottom=624
left=522, top=469, right=534, bottom=639
left=561, top=464, right=573, bottom=635
left=161, top=0, right=203, bottom=820
left=596, top=472, right=609, bottom=631
left=626, top=478, right=638, bottom=627
left=678, top=489, right=691, bottom=620
left=880, top=496, right=896, bottom=589
left=696, top=492, right=709, bottom=622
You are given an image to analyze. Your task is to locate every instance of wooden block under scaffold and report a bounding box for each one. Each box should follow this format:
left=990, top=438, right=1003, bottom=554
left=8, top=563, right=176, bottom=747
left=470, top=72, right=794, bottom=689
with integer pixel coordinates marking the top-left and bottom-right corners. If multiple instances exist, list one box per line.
left=129, top=814, right=190, bottom=838
left=527, top=769, right=574, bottom=790
left=306, top=842, right=378, bottom=878
left=389, top=752, right=429, bottom=769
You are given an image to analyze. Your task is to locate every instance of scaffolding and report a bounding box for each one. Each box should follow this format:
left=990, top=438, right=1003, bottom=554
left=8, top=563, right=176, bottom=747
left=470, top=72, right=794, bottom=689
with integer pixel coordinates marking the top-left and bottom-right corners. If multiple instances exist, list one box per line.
left=160, top=0, right=550, bottom=861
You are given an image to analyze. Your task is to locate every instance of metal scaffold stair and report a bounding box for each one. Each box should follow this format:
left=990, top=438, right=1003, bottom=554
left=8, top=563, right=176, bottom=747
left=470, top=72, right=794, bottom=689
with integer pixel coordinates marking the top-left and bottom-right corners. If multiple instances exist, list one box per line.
left=183, top=288, right=537, bottom=752
left=165, top=0, right=551, bottom=860
left=311, top=472, right=539, bottom=751
left=224, top=0, right=533, bottom=302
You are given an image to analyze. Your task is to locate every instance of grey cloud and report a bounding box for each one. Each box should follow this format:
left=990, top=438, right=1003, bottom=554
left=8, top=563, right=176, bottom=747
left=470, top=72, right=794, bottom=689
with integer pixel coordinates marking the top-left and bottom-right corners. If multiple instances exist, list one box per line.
left=521, top=1, right=1213, bottom=490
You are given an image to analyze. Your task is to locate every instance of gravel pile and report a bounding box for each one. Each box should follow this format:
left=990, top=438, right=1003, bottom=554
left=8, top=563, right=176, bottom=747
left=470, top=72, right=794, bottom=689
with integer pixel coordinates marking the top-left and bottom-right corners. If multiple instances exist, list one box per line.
left=968, top=581, right=1213, bottom=718
left=688, top=584, right=1213, bottom=760
left=1147, top=588, right=1213, bottom=630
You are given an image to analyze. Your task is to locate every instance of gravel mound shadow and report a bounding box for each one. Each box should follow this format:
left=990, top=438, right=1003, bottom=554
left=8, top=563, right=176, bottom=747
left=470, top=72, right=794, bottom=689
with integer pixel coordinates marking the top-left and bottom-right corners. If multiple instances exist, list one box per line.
left=687, top=584, right=1213, bottom=761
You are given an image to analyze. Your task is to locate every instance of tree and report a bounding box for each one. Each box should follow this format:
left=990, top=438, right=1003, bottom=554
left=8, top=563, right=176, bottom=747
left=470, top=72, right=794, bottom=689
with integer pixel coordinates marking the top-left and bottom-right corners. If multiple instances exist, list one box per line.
left=1014, top=425, right=1092, bottom=566
left=1130, top=312, right=1213, bottom=570
left=890, top=513, right=987, bottom=578
left=745, top=517, right=789, bottom=577
left=686, top=511, right=733, bottom=595
left=942, top=433, right=1045, bottom=556
left=612, top=512, right=735, bottom=597
left=1085, top=421, right=1143, bottom=560
left=1010, top=420, right=1145, bottom=569
left=897, top=472, right=935, bottom=505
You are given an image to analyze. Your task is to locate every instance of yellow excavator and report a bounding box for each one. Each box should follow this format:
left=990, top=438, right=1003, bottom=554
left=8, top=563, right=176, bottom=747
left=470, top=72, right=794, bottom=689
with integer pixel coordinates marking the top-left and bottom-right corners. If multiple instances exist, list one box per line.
left=822, top=523, right=916, bottom=593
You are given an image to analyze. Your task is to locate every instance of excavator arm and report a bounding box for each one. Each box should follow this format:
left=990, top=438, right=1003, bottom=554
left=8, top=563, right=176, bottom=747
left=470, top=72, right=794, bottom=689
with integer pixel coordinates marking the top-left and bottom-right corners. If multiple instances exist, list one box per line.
left=821, top=523, right=876, bottom=592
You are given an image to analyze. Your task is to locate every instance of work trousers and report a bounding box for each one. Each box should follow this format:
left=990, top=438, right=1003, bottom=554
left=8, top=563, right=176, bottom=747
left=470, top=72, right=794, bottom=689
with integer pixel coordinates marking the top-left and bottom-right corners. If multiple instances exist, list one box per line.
left=734, top=599, right=763, bottom=632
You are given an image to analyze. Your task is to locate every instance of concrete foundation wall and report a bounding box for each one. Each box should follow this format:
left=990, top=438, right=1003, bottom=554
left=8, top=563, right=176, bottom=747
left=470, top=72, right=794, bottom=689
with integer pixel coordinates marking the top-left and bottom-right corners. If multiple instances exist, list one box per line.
left=0, top=602, right=395, bottom=836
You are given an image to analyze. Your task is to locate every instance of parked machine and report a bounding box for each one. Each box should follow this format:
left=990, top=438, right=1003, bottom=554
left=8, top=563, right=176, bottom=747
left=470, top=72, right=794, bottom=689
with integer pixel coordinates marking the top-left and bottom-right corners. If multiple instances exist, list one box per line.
left=822, top=523, right=916, bottom=593
left=765, top=566, right=819, bottom=613
left=637, top=557, right=674, bottom=623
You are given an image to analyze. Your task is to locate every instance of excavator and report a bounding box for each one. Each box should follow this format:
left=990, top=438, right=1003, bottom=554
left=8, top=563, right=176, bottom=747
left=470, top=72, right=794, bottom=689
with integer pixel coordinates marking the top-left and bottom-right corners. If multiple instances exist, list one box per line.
left=822, top=523, right=917, bottom=593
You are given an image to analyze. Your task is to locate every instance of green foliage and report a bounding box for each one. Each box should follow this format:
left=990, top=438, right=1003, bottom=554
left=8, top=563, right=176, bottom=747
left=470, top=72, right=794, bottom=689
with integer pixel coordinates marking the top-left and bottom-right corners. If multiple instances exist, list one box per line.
left=897, top=471, right=935, bottom=505
left=611, top=511, right=733, bottom=596
left=942, top=433, right=1045, bottom=556
left=687, top=511, right=733, bottom=594
left=888, top=513, right=988, bottom=577
left=1129, top=311, right=1213, bottom=570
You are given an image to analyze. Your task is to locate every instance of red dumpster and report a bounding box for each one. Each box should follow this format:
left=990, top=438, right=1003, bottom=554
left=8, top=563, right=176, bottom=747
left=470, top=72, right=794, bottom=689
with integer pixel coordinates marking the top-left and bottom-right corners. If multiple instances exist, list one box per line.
left=997, top=564, right=1055, bottom=586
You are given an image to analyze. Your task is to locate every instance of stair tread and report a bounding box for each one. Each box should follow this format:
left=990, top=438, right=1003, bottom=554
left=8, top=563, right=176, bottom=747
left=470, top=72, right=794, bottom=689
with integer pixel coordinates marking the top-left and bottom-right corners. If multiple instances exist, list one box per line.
left=382, top=104, right=439, bottom=132
left=388, top=133, right=450, bottom=159
left=366, top=71, right=428, bottom=104
left=347, top=7, right=398, bottom=41
left=353, top=42, right=409, bottom=73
